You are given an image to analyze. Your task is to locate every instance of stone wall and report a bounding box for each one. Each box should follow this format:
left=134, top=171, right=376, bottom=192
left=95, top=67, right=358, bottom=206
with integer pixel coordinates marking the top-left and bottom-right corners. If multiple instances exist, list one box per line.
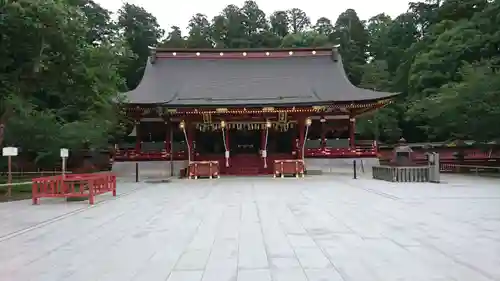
left=305, top=158, right=379, bottom=175
left=112, top=161, right=187, bottom=180
left=372, top=166, right=430, bottom=182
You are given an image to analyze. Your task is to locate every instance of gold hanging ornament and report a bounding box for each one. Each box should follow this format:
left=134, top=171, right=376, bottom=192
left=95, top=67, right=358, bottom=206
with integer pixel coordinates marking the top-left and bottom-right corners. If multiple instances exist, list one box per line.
left=278, top=112, right=287, bottom=123
left=202, top=113, right=212, bottom=124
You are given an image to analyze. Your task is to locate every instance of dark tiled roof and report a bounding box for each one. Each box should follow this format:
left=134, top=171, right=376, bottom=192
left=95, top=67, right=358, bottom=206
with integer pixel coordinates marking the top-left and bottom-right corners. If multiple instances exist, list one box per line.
left=124, top=48, right=398, bottom=106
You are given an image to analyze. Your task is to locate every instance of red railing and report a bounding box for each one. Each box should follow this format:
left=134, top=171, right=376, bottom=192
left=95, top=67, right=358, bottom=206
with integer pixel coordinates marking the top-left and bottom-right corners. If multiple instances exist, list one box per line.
left=439, top=163, right=500, bottom=174
left=187, top=161, right=220, bottom=179
left=273, top=159, right=305, bottom=178
left=305, top=147, right=377, bottom=158
left=377, top=148, right=500, bottom=160
left=304, top=140, right=378, bottom=158
left=114, top=149, right=187, bottom=161
left=32, top=172, right=116, bottom=205
left=114, top=140, right=379, bottom=162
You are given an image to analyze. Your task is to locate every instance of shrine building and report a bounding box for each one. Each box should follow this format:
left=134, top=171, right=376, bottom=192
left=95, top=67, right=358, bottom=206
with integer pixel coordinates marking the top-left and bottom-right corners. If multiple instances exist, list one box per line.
left=114, top=47, right=398, bottom=177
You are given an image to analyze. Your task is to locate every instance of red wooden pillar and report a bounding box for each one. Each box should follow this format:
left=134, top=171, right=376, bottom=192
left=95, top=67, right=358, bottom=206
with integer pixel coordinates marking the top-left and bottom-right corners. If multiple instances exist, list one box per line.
left=349, top=117, right=356, bottom=150
left=320, top=117, right=326, bottom=150
left=187, top=122, right=195, bottom=161
left=135, top=120, right=141, bottom=153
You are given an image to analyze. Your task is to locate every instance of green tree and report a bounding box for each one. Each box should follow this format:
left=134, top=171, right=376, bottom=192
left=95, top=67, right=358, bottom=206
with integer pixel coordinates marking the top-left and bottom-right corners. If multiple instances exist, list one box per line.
left=437, top=0, right=487, bottom=22
left=314, top=17, right=334, bottom=36
left=118, top=3, right=164, bottom=90
left=162, top=26, right=186, bottom=48
left=408, top=0, right=441, bottom=36
left=270, top=11, right=289, bottom=38
left=186, top=14, right=212, bottom=48
left=287, top=8, right=311, bottom=34
left=281, top=32, right=329, bottom=48
left=222, top=4, right=250, bottom=48
left=333, top=9, right=369, bottom=86
left=366, top=14, right=392, bottom=61
left=0, top=0, right=125, bottom=163
left=418, top=62, right=500, bottom=141
left=211, top=15, right=228, bottom=48
left=67, top=0, right=116, bottom=45
left=356, top=60, right=403, bottom=142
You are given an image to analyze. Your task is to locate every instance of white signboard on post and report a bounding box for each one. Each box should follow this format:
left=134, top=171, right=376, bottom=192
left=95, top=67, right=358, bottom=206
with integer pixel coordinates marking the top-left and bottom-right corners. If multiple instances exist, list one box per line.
left=2, top=147, right=18, bottom=157
left=60, top=148, right=69, bottom=158
left=60, top=148, right=69, bottom=177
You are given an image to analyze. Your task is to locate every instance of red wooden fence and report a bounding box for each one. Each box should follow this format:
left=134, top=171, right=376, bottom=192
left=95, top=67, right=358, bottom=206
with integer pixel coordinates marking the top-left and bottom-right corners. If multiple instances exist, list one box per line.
left=32, top=172, right=116, bottom=205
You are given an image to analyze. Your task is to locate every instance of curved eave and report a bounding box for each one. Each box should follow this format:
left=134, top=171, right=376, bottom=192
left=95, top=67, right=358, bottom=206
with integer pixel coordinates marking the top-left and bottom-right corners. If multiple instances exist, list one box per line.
left=124, top=94, right=399, bottom=109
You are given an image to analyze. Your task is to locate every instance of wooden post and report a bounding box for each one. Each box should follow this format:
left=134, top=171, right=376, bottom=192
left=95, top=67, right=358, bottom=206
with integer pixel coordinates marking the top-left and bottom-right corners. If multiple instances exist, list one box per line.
left=135, top=162, right=139, bottom=182
left=353, top=159, right=357, bottom=179
left=62, top=157, right=66, bottom=177
left=7, top=155, right=12, bottom=197
left=88, top=179, right=95, bottom=205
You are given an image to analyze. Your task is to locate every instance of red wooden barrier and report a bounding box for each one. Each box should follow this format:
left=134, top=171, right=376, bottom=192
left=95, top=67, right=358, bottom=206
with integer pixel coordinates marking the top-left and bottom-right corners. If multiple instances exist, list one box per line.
left=32, top=172, right=116, bottom=205
left=187, top=161, right=220, bottom=179
left=273, top=160, right=305, bottom=178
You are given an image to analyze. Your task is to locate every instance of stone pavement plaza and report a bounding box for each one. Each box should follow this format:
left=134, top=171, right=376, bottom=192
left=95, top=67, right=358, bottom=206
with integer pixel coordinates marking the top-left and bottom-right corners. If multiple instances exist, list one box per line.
left=1, top=175, right=500, bottom=281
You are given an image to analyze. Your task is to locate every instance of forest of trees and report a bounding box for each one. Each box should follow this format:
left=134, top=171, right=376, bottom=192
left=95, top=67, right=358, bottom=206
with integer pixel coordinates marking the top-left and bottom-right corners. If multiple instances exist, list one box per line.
left=1, top=0, right=499, bottom=165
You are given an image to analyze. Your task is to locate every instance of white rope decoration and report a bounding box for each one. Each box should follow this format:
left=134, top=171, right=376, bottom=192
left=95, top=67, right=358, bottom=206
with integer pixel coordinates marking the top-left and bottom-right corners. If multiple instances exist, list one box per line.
left=182, top=128, right=191, bottom=163
left=263, top=126, right=269, bottom=168
left=301, top=125, right=310, bottom=160
left=222, top=128, right=229, bottom=167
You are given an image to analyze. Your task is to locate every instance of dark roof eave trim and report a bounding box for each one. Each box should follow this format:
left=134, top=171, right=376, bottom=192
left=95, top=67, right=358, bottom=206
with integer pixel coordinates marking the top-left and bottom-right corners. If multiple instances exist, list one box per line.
left=123, top=94, right=400, bottom=108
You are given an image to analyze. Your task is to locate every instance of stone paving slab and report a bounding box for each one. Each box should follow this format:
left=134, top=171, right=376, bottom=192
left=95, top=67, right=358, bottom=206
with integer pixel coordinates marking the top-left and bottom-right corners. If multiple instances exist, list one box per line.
left=0, top=181, right=141, bottom=240
left=0, top=175, right=499, bottom=281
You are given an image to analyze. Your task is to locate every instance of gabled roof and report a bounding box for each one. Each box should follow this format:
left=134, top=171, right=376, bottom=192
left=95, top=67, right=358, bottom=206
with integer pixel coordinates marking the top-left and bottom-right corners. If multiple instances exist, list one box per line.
left=124, top=47, right=398, bottom=107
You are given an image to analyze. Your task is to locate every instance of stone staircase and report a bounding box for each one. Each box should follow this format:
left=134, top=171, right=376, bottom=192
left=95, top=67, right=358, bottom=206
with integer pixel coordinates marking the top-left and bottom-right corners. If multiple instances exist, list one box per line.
left=227, top=154, right=263, bottom=175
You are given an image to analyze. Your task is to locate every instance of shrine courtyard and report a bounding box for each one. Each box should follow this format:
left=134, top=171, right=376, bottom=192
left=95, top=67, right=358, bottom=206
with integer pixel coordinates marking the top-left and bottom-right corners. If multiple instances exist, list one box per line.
left=1, top=175, right=499, bottom=281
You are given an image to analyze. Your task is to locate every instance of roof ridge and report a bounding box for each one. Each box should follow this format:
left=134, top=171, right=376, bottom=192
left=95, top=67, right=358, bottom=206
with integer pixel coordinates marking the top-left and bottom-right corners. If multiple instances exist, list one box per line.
left=150, top=46, right=338, bottom=53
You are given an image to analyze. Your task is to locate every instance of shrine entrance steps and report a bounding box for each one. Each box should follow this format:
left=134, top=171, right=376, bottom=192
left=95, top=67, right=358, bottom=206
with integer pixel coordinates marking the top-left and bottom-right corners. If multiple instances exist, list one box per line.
left=196, top=153, right=294, bottom=176
left=227, top=154, right=263, bottom=175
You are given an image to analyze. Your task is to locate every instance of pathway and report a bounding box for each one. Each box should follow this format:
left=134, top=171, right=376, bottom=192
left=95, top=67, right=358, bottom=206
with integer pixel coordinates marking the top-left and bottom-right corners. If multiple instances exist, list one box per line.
left=0, top=175, right=499, bottom=281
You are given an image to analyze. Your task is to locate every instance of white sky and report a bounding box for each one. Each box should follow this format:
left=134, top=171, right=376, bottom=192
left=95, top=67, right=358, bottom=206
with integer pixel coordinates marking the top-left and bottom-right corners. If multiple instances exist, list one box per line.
left=95, top=0, right=411, bottom=35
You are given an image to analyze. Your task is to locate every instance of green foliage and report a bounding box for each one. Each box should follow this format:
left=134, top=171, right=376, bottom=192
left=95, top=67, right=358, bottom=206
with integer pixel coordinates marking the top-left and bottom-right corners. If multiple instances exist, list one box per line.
left=1, top=0, right=126, bottom=166
left=117, top=3, right=164, bottom=90
left=416, top=62, right=500, bottom=141
left=402, top=0, right=500, bottom=141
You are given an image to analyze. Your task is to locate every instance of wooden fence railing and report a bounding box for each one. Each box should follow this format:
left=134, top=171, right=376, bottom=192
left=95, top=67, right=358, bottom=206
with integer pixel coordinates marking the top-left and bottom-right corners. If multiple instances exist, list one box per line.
left=32, top=172, right=116, bottom=205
